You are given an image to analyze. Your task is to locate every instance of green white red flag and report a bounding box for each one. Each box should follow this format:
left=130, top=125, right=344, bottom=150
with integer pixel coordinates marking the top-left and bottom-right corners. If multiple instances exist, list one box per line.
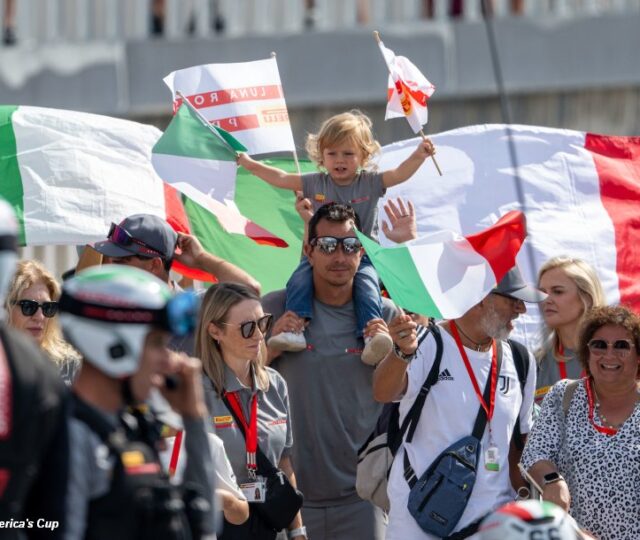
left=378, top=40, right=435, bottom=133
left=152, top=101, right=246, bottom=203
left=358, top=211, right=526, bottom=319
left=163, top=57, right=295, bottom=155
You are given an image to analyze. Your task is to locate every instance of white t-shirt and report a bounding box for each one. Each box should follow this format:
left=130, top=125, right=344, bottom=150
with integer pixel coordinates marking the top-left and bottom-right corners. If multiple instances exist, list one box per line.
left=386, top=326, right=536, bottom=540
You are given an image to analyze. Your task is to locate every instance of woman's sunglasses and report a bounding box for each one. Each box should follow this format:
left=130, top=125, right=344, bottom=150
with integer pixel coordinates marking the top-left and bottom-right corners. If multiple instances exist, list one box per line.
left=310, top=236, right=363, bottom=255
left=221, top=314, right=273, bottom=339
left=13, top=299, right=59, bottom=318
left=588, top=338, right=636, bottom=358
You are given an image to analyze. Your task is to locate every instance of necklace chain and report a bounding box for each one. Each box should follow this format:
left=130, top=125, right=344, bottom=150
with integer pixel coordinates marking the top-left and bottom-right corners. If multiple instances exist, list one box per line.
left=454, top=323, right=493, bottom=352
left=592, top=383, right=640, bottom=429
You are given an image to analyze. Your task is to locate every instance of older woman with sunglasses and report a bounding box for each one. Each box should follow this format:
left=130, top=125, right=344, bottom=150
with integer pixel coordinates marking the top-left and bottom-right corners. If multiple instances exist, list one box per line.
left=521, top=305, right=640, bottom=540
left=5, top=259, right=81, bottom=383
left=195, top=282, right=305, bottom=540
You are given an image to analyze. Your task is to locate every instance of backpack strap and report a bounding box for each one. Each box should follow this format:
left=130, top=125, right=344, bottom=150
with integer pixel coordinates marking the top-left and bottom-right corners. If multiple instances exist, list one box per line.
left=562, top=379, right=580, bottom=416
left=403, top=322, right=444, bottom=444
left=507, top=339, right=530, bottom=450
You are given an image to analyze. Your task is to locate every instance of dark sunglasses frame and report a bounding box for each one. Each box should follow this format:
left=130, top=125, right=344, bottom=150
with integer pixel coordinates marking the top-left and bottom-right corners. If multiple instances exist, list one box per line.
left=587, top=338, right=636, bottom=357
left=310, top=236, right=363, bottom=255
left=108, top=223, right=166, bottom=259
left=221, top=314, right=273, bottom=339
left=14, top=299, right=59, bottom=318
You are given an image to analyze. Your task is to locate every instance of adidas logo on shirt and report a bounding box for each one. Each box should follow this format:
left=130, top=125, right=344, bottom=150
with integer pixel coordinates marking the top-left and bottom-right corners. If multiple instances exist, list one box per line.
left=438, top=368, right=454, bottom=381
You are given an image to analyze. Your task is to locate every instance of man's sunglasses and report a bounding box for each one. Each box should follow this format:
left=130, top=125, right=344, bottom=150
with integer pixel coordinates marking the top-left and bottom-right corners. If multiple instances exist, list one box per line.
left=108, top=223, right=166, bottom=259
left=587, top=338, right=636, bottom=358
left=13, top=299, right=59, bottom=318
left=221, top=314, right=273, bottom=339
left=310, top=236, right=363, bottom=255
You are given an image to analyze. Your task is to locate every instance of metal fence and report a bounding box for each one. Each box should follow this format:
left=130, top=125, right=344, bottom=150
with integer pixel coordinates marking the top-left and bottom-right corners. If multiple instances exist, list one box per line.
left=1, top=0, right=639, bottom=46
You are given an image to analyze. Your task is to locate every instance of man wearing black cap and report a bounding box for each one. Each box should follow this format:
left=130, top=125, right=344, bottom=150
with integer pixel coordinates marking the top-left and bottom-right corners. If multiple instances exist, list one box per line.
left=373, top=266, right=546, bottom=540
left=94, top=214, right=260, bottom=293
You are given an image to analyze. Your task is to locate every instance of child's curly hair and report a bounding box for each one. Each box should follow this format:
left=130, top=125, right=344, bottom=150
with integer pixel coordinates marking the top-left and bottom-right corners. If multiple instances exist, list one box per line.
left=305, top=110, right=381, bottom=170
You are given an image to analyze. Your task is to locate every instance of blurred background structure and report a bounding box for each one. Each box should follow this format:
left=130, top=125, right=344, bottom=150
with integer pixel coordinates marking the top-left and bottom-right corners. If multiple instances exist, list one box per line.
left=1, top=0, right=639, bottom=274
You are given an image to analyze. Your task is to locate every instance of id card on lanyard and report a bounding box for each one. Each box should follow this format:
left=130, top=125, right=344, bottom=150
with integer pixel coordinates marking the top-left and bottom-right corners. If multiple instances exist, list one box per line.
left=224, top=391, right=267, bottom=501
left=450, top=322, right=500, bottom=472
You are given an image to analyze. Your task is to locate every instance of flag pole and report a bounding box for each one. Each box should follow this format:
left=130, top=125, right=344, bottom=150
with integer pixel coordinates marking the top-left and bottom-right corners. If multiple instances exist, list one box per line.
left=175, top=90, right=240, bottom=156
left=270, top=51, right=303, bottom=178
left=373, top=31, right=442, bottom=177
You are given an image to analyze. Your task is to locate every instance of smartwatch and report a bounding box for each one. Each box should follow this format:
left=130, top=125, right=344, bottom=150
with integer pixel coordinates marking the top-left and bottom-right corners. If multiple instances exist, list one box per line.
left=543, top=472, right=564, bottom=486
left=393, top=343, right=416, bottom=364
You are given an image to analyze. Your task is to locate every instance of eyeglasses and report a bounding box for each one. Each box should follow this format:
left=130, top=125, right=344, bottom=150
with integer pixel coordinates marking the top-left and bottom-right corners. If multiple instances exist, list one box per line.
left=310, top=236, right=363, bottom=255
left=587, top=338, right=636, bottom=358
left=107, top=223, right=166, bottom=259
left=220, top=314, right=273, bottom=339
left=13, top=299, right=59, bottom=318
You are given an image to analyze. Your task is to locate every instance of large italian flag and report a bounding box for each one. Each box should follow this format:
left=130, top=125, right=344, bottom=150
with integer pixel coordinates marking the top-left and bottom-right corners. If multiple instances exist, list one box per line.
left=0, top=105, right=310, bottom=292
left=374, top=124, right=640, bottom=346
left=358, top=211, right=526, bottom=320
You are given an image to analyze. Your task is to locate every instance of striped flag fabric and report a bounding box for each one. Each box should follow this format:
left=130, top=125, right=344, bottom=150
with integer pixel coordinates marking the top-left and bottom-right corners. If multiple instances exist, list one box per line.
left=0, top=105, right=305, bottom=291
left=164, top=57, right=295, bottom=155
left=152, top=101, right=247, bottom=203
left=358, top=211, right=526, bottom=319
left=378, top=40, right=435, bottom=133
left=375, top=124, right=640, bottom=346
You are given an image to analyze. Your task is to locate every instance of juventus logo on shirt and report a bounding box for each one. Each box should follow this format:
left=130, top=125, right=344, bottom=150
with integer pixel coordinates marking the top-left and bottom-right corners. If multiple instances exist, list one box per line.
left=499, top=375, right=511, bottom=395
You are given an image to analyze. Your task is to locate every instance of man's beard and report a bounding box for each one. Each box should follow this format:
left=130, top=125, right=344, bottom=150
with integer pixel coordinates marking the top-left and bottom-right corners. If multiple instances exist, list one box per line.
left=480, top=301, right=512, bottom=341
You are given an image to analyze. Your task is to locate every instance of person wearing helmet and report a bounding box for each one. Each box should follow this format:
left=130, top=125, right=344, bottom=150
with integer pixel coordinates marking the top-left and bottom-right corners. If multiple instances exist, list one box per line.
left=479, top=499, right=593, bottom=540
left=0, top=198, right=69, bottom=539
left=60, top=264, right=215, bottom=540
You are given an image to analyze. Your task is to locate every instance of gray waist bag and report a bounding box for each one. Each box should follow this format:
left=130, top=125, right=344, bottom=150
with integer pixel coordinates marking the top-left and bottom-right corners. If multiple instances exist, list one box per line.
left=403, top=344, right=502, bottom=538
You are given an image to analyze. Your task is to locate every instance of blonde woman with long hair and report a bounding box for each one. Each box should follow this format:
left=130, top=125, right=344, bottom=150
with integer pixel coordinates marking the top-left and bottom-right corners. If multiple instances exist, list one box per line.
left=195, top=283, right=306, bottom=540
left=534, top=257, right=606, bottom=404
left=5, top=259, right=81, bottom=383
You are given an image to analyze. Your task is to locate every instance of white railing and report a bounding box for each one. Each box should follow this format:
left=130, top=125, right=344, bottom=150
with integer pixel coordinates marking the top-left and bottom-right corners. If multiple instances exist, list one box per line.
left=1, top=0, right=638, bottom=47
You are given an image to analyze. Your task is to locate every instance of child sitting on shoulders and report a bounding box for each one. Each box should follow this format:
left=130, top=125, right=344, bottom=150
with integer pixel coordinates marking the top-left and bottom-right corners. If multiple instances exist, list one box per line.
left=238, top=110, right=434, bottom=365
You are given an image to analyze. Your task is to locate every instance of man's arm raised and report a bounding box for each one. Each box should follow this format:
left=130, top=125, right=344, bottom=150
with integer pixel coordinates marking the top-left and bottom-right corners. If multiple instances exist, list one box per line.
left=175, top=232, right=261, bottom=294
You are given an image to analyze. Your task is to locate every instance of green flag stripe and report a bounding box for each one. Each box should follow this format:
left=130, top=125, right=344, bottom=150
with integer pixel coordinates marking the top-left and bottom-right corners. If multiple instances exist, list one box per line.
left=153, top=103, right=244, bottom=161
left=357, top=232, right=444, bottom=319
left=0, top=105, right=25, bottom=245
left=213, top=125, right=247, bottom=153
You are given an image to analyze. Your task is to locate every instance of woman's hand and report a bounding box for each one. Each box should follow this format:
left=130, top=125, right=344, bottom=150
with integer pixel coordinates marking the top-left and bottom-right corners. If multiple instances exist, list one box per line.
left=542, top=479, right=571, bottom=512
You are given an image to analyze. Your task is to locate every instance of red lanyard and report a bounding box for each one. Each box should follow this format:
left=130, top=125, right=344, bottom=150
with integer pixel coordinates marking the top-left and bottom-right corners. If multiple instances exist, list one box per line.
left=557, top=343, right=585, bottom=380
left=225, top=391, right=259, bottom=476
left=450, top=321, right=498, bottom=424
left=584, top=378, right=618, bottom=436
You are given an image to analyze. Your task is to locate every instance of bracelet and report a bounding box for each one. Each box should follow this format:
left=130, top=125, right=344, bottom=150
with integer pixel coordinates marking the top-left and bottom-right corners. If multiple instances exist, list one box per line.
left=393, top=343, right=416, bottom=364
left=288, top=526, right=307, bottom=539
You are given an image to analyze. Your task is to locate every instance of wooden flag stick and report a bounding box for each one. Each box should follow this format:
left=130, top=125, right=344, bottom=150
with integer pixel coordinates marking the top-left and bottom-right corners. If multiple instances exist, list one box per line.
left=374, top=30, right=443, bottom=176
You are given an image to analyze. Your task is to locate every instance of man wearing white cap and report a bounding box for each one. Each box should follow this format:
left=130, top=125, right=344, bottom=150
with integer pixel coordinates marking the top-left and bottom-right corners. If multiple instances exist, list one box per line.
left=374, top=266, right=546, bottom=540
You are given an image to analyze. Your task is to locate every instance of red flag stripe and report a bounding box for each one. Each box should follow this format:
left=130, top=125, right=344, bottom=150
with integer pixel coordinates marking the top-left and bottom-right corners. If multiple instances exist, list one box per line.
left=585, top=133, right=640, bottom=311
left=464, top=211, right=527, bottom=283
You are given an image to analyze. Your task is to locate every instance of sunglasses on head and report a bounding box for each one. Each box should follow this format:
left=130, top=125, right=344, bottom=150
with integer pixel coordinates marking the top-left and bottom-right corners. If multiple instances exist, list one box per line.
left=221, top=314, right=273, bottom=339
left=108, top=223, right=166, bottom=259
left=14, top=299, right=59, bottom=318
left=310, top=236, right=363, bottom=255
left=587, top=338, right=636, bottom=358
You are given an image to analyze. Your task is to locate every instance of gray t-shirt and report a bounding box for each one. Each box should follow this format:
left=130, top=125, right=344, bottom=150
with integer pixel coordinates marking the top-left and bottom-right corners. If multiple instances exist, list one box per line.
left=203, top=365, right=293, bottom=485
left=263, top=290, right=399, bottom=507
left=535, top=347, right=583, bottom=405
left=65, top=404, right=215, bottom=540
left=302, top=170, right=385, bottom=239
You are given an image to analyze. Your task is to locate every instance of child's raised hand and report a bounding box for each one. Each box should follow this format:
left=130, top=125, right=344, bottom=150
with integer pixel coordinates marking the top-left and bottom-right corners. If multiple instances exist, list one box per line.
left=414, top=138, right=436, bottom=159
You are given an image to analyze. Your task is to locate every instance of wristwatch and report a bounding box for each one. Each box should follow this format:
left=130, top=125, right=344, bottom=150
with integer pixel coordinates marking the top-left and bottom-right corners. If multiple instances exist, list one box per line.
left=393, top=343, right=417, bottom=363
left=288, top=526, right=308, bottom=539
left=542, top=472, right=565, bottom=486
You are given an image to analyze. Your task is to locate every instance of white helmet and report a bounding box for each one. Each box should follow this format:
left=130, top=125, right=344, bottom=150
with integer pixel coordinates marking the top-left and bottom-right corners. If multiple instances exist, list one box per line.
left=0, top=198, right=18, bottom=313
left=479, top=500, right=582, bottom=540
left=59, top=264, right=197, bottom=378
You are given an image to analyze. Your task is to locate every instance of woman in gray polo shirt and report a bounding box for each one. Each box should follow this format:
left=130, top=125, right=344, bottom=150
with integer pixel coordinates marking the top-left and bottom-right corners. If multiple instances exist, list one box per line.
left=195, top=283, right=307, bottom=540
